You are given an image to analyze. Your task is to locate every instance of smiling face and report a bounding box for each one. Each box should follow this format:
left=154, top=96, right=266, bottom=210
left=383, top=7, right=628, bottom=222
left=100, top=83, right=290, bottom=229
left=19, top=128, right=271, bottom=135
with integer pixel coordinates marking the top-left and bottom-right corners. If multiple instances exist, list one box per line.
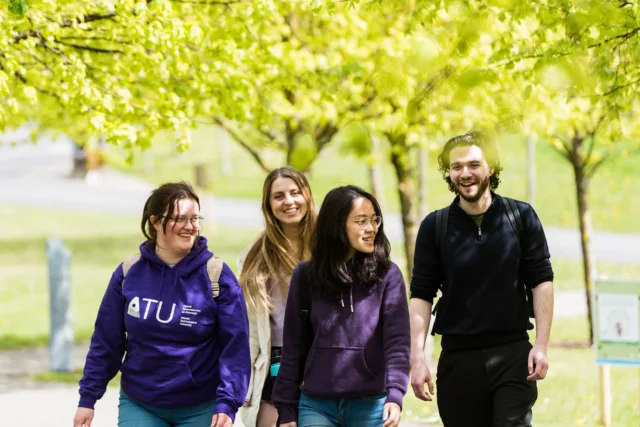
left=152, top=198, right=200, bottom=257
left=269, top=177, right=308, bottom=227
left=346, top=197, right=380, bottom=256
left=449, top=145, right=494, bottom=203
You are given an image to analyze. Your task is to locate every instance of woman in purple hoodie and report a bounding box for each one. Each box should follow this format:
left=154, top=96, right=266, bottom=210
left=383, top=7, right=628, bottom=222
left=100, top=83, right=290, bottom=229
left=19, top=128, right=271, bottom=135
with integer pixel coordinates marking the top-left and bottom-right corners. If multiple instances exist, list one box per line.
left=273, top=185, right=410, bottom=427
left=73, top=182, right=251, bottom=427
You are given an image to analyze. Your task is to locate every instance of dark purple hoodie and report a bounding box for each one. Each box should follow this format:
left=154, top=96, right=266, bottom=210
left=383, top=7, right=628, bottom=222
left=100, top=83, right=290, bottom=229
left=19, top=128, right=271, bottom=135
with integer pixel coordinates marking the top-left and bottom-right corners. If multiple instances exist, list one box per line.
left=272, top=261, right=410, bottom=423
left=78, top=237, right=250, bottom=421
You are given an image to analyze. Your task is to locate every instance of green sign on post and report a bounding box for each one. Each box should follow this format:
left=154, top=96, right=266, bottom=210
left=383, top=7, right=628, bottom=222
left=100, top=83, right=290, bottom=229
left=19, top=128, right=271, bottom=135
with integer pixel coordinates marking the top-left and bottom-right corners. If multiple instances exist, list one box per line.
left=594, top=279, right=640, bottom=366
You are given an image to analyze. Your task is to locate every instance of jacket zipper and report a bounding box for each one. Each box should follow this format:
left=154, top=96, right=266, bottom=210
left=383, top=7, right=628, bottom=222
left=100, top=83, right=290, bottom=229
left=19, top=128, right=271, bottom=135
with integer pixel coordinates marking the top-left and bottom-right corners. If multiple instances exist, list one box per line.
left=478, top=226, right=482, bottom=236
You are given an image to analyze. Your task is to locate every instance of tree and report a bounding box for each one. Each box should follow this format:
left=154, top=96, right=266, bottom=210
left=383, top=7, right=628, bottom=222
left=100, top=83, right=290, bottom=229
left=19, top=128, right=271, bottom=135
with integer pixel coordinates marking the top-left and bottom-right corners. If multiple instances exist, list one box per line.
left=207, top=1, right=381, bottom=175
left=490, top=0, right=640, bottom=343
left=1, top=0, right=272, bottom=148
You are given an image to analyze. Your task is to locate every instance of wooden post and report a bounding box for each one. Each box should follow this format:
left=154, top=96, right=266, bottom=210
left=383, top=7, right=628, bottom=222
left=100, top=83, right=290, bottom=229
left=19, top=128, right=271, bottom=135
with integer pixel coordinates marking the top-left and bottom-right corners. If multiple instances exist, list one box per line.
left=599, top=365, right=611, bottom=427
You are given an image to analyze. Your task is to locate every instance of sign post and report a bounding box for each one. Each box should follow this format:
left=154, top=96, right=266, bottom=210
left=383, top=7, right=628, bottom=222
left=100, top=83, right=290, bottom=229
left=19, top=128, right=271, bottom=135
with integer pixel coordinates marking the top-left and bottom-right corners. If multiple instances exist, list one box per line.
left=594, top=278, right=640, bottom=427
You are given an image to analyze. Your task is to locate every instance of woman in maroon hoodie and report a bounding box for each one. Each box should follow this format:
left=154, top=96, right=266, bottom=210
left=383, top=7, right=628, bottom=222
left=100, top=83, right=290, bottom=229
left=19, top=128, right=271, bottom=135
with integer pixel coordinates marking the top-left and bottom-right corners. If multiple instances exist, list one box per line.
left=273, top=185, right=410, bottom=427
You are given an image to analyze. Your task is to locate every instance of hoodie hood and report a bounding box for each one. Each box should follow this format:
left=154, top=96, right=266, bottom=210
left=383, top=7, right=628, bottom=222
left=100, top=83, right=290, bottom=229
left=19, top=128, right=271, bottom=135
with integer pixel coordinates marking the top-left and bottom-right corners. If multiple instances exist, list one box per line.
left=139, top=236, right=213, bottom=275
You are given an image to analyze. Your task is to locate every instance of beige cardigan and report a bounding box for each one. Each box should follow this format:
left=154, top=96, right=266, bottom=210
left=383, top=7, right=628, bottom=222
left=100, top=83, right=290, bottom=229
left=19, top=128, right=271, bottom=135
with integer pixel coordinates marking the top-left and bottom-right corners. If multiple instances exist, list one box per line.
left=236, top=247, right=272, bottom=427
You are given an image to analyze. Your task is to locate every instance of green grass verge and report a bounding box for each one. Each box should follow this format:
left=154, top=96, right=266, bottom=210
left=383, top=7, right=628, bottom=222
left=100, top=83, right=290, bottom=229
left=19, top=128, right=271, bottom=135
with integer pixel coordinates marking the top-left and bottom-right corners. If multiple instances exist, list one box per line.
left=0, top=204, right=261, bottom=348
left=106, top=127, right=640, bottom=234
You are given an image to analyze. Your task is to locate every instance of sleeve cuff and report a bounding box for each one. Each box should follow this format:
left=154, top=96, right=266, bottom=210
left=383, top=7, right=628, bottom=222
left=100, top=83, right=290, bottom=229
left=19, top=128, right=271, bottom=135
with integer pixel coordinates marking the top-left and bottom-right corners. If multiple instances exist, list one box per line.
left=277, top=406, right=298, bottom=424
left=215, top=401, right=237, bottom=422
left=78, top=395, right=96, bottom=410
left=386, top=387, right=405, bottom=409
left=409, top=290, right=435, bottom=304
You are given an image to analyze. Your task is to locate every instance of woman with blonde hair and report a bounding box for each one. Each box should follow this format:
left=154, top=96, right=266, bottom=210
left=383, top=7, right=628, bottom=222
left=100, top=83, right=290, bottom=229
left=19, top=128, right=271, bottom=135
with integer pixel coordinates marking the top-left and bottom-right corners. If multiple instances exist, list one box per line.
left=237, top=166, right=317, bottom=427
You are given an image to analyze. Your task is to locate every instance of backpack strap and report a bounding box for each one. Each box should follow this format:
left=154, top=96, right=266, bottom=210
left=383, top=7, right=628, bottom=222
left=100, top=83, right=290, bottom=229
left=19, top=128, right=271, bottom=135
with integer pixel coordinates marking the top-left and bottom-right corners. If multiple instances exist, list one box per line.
left=298, top=264, right=314, bottom=386
left=206, top=256, right=224, bottom=298
left=121, top=254, right=141, bottom=289
left=501, top=197, right=534, bottom=318
left=435, top=206, right=449, bottom=254
left=432, top=207, right=449, bottom=315
left=502, top=197, right=524, bottom=239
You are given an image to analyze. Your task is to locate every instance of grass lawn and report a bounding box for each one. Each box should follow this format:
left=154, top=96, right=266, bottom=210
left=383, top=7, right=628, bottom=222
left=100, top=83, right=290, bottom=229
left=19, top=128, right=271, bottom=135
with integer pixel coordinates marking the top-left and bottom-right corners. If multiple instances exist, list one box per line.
left=106, top=127, right=640, bottom=234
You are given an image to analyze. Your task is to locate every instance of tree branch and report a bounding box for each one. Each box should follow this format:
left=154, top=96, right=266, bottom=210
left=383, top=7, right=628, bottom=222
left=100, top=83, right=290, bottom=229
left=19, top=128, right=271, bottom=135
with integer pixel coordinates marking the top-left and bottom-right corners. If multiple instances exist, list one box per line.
left=601, top=75, right=640, bottom=96
left=13, top=12, right=117, bottom=43
left=55, top=40, right=124, bottom=54
left=213, top=116, right=270, bottom=173
left=551, top=134, right=573, bottom=160
left=588, top=27, right=640, bottom=49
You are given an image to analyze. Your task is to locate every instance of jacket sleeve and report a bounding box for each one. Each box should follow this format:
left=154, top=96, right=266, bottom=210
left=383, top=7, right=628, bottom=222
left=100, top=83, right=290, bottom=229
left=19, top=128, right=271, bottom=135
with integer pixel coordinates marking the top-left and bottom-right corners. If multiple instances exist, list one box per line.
left=382, top=264, right=411, bottom=408
left=78, top=266, right=127, bottom=409
left=410, top=212, right=442, bottom=303
left=214, top=263, right=251, bottom=421
left=244, top=311, right=260, bottom=403
left=235, top=247, right=259, bottom=403
left=519, top=202, right=554, bottom=287
left=272, top=264, right=305, bottom=424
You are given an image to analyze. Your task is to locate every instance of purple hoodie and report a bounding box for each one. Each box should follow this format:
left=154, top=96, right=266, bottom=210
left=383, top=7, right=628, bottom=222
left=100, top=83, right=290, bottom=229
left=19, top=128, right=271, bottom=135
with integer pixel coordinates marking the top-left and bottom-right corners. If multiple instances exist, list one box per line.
left=78, top=237, right=250, bottom=421
left=272, top=261, right=410, bottom=423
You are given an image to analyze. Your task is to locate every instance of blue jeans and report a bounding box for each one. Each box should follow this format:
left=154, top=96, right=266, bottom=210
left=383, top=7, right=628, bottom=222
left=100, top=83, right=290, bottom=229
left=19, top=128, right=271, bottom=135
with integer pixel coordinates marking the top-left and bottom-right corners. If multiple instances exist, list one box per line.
left=118, top=390, right=215, bottom=426
left=298, top=392, right=387, bottom=427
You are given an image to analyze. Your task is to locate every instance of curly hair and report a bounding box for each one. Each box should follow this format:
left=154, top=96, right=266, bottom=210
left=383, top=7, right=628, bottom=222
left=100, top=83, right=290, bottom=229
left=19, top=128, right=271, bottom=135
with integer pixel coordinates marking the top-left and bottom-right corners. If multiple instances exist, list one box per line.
left=437, top=131, right=503, bottom=193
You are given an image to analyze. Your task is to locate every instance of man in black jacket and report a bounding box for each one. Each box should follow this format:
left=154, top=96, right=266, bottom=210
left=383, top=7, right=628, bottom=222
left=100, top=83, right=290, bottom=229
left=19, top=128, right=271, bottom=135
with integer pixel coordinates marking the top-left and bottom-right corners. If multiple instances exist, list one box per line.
left=409, top=131, right=554, bottom=427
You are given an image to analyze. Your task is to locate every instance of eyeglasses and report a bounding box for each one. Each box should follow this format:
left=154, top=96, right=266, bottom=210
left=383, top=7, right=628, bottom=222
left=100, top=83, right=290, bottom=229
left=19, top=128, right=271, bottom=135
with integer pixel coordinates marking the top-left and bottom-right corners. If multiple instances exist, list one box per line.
left=353, top=216, right=382, bottom=230
left=162, top=215, right=204, bottom=227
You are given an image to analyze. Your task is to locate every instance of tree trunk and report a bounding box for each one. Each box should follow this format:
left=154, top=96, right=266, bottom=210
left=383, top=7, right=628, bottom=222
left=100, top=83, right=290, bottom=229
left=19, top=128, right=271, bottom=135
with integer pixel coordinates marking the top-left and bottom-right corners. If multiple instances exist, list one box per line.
left=569, top=135, right=595, bottom=345
left=527, top=135, right=536, bottom=207
left=417, top=145, right=428, bottom=218
left=389, top=135, right=417, bottom=276
left=369, top=132, right=385, bottom=211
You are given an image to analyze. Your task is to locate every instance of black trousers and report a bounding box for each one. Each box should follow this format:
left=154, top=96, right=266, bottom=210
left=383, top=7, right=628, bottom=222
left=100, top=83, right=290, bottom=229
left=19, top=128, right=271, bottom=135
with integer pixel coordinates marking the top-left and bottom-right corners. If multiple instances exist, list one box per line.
left=436, top=340, right=537, bottom=427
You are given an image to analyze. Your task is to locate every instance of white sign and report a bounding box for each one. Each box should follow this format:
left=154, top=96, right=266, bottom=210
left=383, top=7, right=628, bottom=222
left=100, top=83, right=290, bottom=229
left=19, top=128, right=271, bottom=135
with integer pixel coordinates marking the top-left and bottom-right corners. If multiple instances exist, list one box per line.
left=598, top=293, right=639, bottom=343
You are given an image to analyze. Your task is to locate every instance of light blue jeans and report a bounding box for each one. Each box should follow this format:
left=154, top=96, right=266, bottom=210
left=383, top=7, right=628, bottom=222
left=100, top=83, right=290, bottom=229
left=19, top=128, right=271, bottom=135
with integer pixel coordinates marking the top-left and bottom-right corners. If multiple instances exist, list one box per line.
left=118, top=390, right=215, bottom=426
left=298, top=392, right=387, bottom=427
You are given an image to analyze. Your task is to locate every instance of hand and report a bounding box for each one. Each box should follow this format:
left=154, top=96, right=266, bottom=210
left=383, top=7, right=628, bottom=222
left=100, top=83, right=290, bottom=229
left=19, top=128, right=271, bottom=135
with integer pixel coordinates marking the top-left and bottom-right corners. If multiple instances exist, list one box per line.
left=410, top=357, right=435, bottom=401
left=210, top=413, right=233, bottom=427
left=382, top=402, right=401, bottom=427
left=527, top=343, right=549, bottom=381
left=243, top=401, right=250, bottom=407
left=280, top=423, right=297, bottom=427
left=73, top=407, right=94, bottom=427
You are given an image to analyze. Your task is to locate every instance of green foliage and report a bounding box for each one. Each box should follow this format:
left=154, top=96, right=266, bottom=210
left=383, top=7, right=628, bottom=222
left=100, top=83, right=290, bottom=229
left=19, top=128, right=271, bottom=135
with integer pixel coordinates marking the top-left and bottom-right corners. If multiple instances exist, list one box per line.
left=8, top=0, right=29, bottom=16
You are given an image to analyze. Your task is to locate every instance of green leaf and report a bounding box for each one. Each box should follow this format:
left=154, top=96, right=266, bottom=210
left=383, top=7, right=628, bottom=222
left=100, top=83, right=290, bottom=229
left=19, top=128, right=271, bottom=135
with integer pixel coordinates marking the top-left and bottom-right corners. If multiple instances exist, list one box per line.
left=8, top=0, right=28, bottom=16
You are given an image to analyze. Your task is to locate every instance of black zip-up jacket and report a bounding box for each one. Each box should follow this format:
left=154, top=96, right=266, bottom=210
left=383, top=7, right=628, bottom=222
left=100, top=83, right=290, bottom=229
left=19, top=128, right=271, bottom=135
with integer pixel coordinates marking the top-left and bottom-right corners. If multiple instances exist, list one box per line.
left=410, top=193, right=554, bottom=351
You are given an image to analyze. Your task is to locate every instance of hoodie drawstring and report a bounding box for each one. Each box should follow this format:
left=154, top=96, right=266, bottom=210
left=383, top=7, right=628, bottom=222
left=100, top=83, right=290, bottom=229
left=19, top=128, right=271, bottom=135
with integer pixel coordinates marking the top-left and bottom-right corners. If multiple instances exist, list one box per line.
left=349, top=287, right=354, bottom=313
left=340, top=288, right=354, bottom=313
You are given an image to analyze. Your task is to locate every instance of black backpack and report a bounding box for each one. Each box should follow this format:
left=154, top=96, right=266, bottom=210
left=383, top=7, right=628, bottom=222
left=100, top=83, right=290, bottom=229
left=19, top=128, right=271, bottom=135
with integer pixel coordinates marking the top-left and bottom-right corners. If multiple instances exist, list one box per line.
left=434, top=197, right=535, bottom=318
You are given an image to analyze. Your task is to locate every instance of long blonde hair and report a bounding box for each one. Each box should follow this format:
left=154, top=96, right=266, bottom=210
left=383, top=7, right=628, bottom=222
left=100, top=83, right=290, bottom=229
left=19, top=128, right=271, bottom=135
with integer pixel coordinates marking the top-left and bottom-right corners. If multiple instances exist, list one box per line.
left=239, top=167, right=316, bottom=313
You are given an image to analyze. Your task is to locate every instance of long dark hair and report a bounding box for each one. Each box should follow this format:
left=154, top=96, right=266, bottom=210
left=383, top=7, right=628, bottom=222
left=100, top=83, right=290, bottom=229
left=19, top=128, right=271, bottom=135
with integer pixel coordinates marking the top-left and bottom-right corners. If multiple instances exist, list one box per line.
left=308, top=185, right=391, bottom=299
left=437, top=131, right=503, bottom=193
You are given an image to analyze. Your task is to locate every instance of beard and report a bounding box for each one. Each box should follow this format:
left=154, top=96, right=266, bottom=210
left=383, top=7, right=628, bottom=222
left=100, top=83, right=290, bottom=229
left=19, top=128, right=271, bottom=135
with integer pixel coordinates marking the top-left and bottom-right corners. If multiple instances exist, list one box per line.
left=455, top=174, right=491, bottom=203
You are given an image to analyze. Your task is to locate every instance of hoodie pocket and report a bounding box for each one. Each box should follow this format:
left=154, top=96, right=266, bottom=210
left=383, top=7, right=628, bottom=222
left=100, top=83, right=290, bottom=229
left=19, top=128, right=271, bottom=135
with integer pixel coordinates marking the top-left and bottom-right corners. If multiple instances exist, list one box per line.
left=303, top=346, right=379, bottom=395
